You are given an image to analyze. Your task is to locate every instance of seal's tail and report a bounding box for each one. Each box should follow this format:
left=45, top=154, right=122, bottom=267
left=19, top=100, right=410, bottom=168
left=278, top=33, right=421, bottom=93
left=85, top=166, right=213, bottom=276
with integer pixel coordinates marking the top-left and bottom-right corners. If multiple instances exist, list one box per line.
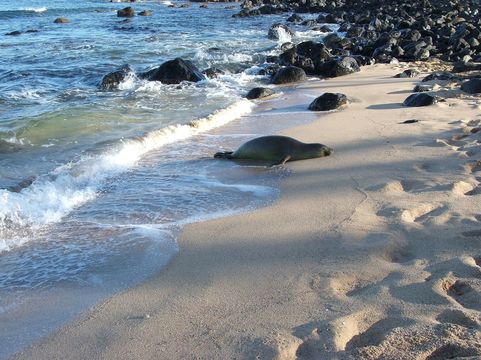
left=214, top=151, right=234, bottom=159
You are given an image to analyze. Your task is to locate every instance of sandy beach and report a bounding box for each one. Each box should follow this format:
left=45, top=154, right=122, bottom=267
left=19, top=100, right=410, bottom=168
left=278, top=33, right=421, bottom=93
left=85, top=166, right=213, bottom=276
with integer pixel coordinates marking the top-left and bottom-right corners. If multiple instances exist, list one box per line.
left=13, top=63, right=481, bottom=359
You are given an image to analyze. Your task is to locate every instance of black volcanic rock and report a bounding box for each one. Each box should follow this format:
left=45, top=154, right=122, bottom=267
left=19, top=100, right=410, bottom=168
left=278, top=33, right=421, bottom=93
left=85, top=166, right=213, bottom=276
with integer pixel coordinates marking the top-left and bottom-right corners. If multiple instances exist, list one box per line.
left=246, top=87, right=274, bottom=99
left=403, top=93, right=437, bottom=107
left=268, top=23, right=294, bottom=40
left=395, top=69, right=419, bottom=78
left=117, top=7, right=135, bottom=17
left=308, top=93, right=347, bottom=111
left=142, top=58, right=206, bottom=84
left=99, top=64, right=135, bottom=90
left=316, top=57, right=360, bottom=78
left=461, top=78, right=481, bottom=94
left=271, top=66, right=306, bottom=84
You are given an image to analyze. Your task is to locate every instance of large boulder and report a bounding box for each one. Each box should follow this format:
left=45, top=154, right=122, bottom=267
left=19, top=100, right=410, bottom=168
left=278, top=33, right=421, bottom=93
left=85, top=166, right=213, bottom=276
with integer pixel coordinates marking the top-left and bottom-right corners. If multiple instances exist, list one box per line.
left=308, top=92, right=347, bottom=111
left=142, top=58, right=206, bottom=84
left=316, top=57, right=360, bottom=78
left=99, top=64, right=135, bottom=90
left=268, top=23, right=294, bottom=40
left=246, top=87, right=274, bottom=99
left=296, top=41, right=331, bottom=66
left=461, top=78, right=481, bottom=94
left=403, top=93, right=437, bottom=107
left=271, top=66, right=306, bottom=84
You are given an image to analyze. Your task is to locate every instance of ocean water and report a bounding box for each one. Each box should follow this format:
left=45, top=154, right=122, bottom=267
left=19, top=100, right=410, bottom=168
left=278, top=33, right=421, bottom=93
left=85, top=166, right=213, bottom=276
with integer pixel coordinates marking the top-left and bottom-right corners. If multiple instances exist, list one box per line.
left=0, top=0, right=333, bottom=357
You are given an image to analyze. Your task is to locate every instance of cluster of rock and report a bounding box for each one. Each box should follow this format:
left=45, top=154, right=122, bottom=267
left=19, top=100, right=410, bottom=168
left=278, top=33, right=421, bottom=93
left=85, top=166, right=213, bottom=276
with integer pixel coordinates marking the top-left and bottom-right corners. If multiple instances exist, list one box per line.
left=234, top=0, right=481, bottom=65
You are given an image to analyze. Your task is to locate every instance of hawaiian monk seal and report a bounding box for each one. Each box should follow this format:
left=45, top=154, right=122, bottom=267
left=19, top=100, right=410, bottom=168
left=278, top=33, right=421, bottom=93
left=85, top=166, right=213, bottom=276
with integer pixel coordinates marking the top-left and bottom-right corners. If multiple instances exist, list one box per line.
left=214, top=135, right=332, bottom=166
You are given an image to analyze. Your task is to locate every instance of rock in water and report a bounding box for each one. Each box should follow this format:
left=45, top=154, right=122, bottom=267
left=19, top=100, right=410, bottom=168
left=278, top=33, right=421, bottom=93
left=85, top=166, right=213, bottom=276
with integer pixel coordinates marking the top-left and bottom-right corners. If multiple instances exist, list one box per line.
left=317, top=57, right=360, bottom=78
left=403, top=93, right=437, bottom=107
left=139, top=10, right=152, bottom=16
left=117, top=7, right=135, bottom=17
left=308, top=93, right=347, bottom=111
left=54, top=17, right=70, bottom=24
left=99, top=64, right=134, bottom=90
left=142, top=58, right=206, bottom=84
left=246, top=87, right=274, bottom=100
left=267, top=23, right=294, bottom=40
left=461, top=79, right=481, bottom=94
left=271, top=66, right=306, bottom=84
left=395, top=69, right=419, bottom=78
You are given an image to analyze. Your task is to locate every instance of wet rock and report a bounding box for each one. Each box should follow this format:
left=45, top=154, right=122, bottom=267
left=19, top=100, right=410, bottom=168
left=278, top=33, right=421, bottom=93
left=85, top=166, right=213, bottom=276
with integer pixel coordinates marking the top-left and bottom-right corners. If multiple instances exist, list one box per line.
left=461, top=78, right=481, bottom=94
left=271, top=66, right=306, bottom=84
left=117, top=7, right=135, bottom=17
left=99, top=64, right=135, bottom=90
left=180, top=3, right=192, bottom=8
left=395, top=69, right=419, bottom=78
left=54, top=17, right=70, bottom=23
left=246, top=87, right=274, bottom=99
left=308, top=92, right=347, bottom=111
left=268, top=23, right=294, bottom=40
left=202, top=67, right=225, bottom=79
left=287, top=13, right=303, bottom=23
left=257, top=64, right=280, bottom=76
left=142, top=58, right=206, bottom=84
left=5, top=31, right=22, bottom=36
left=139, top=10, right=152, bottom=16
left=403, top=93, right=437, bottom=107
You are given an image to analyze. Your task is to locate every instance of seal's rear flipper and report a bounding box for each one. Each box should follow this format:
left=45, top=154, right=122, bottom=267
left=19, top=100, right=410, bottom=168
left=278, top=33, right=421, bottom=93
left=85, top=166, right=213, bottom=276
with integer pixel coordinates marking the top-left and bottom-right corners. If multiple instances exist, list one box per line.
left=214, top=151, right=234, bottom=159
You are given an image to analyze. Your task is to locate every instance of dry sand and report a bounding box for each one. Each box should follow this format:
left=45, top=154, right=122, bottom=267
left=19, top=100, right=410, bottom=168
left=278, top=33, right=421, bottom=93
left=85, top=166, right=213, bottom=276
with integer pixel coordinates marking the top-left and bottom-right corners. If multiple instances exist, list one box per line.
left=13, top=64, right=481, bottom=359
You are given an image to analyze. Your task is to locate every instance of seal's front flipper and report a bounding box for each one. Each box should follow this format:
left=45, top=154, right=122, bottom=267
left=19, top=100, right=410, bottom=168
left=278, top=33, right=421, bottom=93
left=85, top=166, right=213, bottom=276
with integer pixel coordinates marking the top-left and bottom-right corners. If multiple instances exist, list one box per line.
left=270, top=155, right=291, bottom=167
left=214, top=151, right=234, bottom=159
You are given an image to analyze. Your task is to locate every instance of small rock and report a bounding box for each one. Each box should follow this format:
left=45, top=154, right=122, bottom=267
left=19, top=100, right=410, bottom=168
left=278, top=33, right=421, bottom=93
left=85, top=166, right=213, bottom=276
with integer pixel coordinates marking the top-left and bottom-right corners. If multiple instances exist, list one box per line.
left=202, top=67, right=225, bottom=79
left=200, top=4, right=208, bottom=8
left=117, top=7, right=135, bottom=17
left=139, top=10, right=152, bottom=16
left=394, top=69, right=419, bottom=78
left=403, top=93, right=437, bottom=107
left=461, top=78, right=481, bottom=94
left=54, top=17, right=70, bottom=24
left=246, top=87, right=274, bottom=100
left=5, top=31, right=22, bottom=36
left=422, top=72, right=459, bottom=82
left=401, top=119, right=419, bottom=124
left=308, top=93, right=347, bottom=111
left=271, top=66, right=306, bottom=84
left=99, top=64, right=135, bottom=91
left=268, top=23, right=294, bottom=41
left=413, top=84, right=433, bottom=92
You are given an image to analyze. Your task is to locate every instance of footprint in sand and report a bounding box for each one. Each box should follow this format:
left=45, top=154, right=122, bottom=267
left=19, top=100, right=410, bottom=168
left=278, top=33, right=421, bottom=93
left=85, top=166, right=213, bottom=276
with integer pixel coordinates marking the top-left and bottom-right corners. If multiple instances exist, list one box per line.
left=426, top=343, right=481, bottom=360
left=445, top=279, right=481, bottom=311
left=436, top=309, right=481, bottom=328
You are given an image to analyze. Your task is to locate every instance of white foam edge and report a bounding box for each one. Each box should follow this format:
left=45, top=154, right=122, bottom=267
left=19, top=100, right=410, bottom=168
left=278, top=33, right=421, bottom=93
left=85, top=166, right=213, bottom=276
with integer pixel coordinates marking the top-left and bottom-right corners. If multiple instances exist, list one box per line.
left=0, top=99, right=254, bottom=243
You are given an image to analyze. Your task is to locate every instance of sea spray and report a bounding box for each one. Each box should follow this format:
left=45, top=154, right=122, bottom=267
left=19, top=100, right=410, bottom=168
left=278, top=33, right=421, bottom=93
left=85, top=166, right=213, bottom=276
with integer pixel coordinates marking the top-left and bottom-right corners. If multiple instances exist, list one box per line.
left=0, top=100, right=254, bottom=250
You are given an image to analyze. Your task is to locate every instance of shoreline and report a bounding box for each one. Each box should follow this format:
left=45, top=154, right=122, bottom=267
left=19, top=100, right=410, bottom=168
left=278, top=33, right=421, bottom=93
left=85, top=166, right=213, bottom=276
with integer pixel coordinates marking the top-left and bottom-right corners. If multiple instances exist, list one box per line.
left=13, top=63, right=481, bottom=359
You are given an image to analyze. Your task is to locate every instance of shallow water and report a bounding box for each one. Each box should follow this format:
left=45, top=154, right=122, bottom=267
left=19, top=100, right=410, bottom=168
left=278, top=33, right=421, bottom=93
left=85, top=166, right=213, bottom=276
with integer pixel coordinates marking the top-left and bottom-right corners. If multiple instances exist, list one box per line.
left=0, top=0, right=332, bottom=357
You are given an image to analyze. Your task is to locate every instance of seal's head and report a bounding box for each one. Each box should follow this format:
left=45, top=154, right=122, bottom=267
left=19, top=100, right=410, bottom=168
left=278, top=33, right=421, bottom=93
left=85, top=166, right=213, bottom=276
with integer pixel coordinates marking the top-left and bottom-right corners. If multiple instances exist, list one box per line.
left=308, top=143, right=332, bottom=158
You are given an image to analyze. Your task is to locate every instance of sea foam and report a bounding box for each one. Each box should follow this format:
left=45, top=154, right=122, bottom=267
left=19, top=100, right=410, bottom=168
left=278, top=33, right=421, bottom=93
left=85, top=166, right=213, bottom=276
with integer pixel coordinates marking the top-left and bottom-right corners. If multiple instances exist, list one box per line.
left=0, top=100, right=254, bottom=251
